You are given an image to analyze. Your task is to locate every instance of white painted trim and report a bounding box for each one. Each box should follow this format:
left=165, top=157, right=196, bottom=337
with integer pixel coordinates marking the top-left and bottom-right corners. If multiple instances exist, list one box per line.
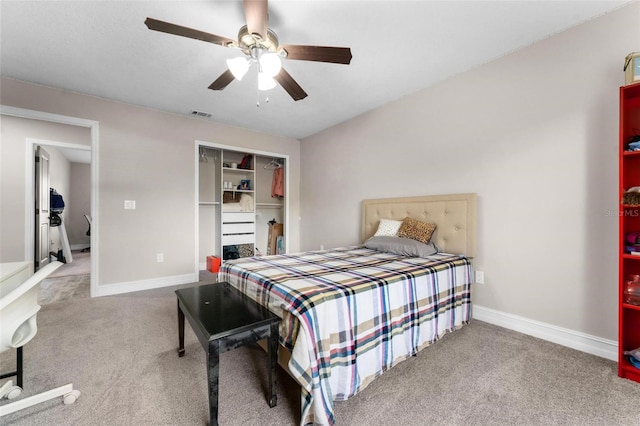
left=472, top=304, right=618, bottom=361
left=195, top=139, right=291, bottom=264
left=26, top=138, right=91, bottom=152
left=94, top=273, right=199, bottom=297
left=24, top=142, right=35, bottom=261
left=2, top=105, right=99, bottom=298
left=0, top=105, right=97, bottom=128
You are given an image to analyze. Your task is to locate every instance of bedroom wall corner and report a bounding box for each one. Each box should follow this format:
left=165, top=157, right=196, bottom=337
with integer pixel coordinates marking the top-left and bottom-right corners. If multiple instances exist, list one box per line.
left=299, top=2, right=640, bottom=344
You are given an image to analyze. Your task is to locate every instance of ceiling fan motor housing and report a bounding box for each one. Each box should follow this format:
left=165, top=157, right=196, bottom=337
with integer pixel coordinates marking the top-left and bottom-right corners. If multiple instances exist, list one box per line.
left=238, top=25, right=281, bottom=55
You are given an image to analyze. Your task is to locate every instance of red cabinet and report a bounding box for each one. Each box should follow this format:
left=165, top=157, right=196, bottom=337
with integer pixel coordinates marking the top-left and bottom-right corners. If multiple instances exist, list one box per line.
left=619, top=83, right=640, bottom=383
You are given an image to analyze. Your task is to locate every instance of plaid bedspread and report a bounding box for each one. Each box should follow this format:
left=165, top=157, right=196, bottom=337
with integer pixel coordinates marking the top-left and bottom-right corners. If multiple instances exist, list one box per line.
left=219, top=246, right=473, bottom=426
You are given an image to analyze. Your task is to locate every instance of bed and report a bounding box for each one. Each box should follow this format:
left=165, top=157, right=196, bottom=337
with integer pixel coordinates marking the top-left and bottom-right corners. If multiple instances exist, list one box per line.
left=219, top=193, right=477, bottom=425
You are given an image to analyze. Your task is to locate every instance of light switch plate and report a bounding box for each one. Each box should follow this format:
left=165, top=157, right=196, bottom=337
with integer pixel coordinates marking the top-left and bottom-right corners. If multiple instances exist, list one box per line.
left=124, top=200, right=136, bottom=210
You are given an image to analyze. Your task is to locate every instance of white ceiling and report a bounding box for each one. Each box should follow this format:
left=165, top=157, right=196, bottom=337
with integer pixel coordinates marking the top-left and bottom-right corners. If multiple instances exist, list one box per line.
left=57, top=147, right=91, bottom=165
left=0, top=1, right=630, bottom=139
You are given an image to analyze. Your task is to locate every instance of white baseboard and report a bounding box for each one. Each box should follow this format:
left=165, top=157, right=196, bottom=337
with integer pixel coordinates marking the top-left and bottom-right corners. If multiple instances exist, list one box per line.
left=94, top=272, right=199, bottom=297
left=472, top=305, right=618, bottom=361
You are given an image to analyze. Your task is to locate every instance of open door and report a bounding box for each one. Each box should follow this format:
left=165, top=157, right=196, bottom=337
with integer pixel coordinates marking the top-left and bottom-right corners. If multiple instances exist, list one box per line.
left=35, top=146, right=50, bottom=270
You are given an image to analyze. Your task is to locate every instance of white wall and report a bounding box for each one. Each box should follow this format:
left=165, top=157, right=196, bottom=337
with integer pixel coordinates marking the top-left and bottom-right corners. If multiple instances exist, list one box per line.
left=68, top=162, right=91, bottom=248
left=299, top=3, right=640, bottom=342
left=0, top=78, right=300, bottom=293
left=0, top=115, right=90, bottom=261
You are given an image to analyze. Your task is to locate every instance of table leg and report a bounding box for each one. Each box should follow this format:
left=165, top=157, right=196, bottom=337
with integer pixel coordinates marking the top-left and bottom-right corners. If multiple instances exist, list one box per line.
left=268, top=322, right=278, bottom=408
left=177, top=300, right=185, bottom=357
left=207, top=340, right=221, bottom=426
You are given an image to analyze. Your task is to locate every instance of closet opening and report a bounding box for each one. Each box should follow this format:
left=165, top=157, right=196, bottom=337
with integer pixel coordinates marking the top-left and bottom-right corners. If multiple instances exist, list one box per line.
left=195, top=141, right=289, bottom=277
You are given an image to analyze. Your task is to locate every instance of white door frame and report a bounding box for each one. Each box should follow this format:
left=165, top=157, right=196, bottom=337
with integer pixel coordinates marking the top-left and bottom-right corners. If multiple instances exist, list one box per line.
left=1, top=105, right=99, bottom=297
left=34, top=145, right=51, bottom=269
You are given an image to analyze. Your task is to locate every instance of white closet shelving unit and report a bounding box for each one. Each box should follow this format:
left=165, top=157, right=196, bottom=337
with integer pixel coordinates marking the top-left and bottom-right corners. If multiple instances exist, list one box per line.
left=220, top=152, right=256, bottom=260
left=197, top=143, right=287, bottom=270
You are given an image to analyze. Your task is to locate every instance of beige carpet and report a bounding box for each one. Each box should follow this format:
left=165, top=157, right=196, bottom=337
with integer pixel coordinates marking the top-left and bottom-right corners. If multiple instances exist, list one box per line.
left=47, top=250, right=90, bottom=278
left=2, top=284, right=640, bottom=425
left=38, top=251, right=91, bottom=305
left=38, top=274, right=90, bottom=305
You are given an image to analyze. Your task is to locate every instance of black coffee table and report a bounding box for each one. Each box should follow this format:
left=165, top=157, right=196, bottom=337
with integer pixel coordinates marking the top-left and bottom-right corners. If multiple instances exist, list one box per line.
left=175, top=282, right=280, bottom=426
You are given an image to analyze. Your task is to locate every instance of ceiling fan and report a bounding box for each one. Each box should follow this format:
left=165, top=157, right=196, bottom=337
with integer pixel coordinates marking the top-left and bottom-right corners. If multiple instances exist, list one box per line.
left=145, top=0, right=352, bottom=101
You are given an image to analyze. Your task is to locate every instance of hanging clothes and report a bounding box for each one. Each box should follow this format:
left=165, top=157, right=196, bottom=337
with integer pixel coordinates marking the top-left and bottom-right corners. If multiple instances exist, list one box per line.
left=271, top=167, right=284, bottom=197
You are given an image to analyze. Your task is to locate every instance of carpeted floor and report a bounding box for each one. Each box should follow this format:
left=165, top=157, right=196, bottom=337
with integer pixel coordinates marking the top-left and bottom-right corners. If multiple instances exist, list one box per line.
left=2, top=284, right=640, bottom=425
left=38, top=273, right=90, bottom=305
left=38, top=251, right=91, bottom=305
left=47, top=250, right=90, bottom=278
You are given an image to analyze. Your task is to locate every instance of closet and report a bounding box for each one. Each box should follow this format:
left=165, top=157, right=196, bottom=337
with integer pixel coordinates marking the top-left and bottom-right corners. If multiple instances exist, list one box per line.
left=198, top=145, right=287, bottom=270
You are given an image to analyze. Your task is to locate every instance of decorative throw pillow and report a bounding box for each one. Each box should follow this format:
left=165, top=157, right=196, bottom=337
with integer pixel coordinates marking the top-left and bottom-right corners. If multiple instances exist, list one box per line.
left=397, top=217, right=437, bottom=244
left=364, top=236, right=439, bottom=258
left=373, top=219, right=403, bottom=237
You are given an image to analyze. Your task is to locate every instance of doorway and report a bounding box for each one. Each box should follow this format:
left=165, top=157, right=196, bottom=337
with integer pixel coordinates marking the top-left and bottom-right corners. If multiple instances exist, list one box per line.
left=1, top=105, right=99, bottom=298
left=29, top=140, right=92, bottom=304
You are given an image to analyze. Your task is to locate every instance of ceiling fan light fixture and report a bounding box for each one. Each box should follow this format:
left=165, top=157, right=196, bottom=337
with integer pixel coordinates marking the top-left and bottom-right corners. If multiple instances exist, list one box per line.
left=226, top=56, right=250, bottom=81
left=259, top=52, right=282, bottom=77
left=145, top=1, right=351, bottom=102
left=258, top=72, right=277, bottom=91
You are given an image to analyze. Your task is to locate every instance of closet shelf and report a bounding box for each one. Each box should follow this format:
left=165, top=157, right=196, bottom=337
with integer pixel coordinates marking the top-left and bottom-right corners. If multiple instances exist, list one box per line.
left=256, top=202, right=284, bottom=208
left=223, top=167, right=255, bottom=173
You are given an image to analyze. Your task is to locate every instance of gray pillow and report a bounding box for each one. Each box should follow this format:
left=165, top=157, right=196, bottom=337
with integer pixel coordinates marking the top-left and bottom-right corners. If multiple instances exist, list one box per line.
left=364, top=236, right=439, bottom=258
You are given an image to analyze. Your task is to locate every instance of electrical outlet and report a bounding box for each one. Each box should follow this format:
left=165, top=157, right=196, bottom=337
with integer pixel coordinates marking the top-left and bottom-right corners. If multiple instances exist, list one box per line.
left=475, top=270, right=485, bottom=284
left=124, top=200, right=136, bottom=210
left=320, top=244, right=324, bottom=250
left=157, top=253, right=164, bottom=263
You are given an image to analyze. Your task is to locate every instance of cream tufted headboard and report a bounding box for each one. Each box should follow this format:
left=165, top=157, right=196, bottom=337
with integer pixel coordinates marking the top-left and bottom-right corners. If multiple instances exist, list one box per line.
left=361, top=193, right=477, bottom=258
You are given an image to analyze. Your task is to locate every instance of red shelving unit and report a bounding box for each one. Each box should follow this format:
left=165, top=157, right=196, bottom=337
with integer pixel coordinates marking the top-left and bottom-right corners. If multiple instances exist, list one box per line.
left=619, top=82, right=640, bottom=383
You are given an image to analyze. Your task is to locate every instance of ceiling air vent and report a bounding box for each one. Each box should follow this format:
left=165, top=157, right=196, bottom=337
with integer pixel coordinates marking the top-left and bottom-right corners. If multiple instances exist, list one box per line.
left=190, top=110, right=212, bottom=118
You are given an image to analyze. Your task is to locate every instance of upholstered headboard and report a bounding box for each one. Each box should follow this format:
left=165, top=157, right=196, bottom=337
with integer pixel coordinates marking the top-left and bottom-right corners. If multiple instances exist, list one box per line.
left=361, top=193, right=477, bottom=258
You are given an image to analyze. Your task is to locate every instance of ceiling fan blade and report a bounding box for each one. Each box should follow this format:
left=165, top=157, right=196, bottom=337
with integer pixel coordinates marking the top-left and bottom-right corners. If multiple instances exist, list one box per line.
left=274, top=68, right=308, bottom=101
left=243, top=0, right=268, bottom=40
left=280, top=45, right=352, bottom=65
left=144, top=17, right=235, bottom=47
left=208, top=69, right=235, bottom=90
